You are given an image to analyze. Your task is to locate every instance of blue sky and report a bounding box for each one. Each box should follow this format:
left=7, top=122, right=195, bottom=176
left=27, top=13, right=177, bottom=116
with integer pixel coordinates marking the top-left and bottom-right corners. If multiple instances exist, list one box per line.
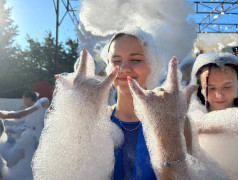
left=6, top=0, right=79, bottom=49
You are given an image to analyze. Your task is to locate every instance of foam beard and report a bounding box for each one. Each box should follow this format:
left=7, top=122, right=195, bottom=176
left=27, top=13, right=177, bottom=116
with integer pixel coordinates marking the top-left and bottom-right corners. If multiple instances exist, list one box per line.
left=32, top=49, right=123, bottom=180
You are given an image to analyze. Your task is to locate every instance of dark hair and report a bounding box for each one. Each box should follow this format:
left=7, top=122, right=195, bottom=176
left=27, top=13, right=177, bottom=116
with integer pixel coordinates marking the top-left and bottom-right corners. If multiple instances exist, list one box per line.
left=107, top=33, right=139, bottom=64
left=196, top=63, right=238, bottom=108
left=108, top=33, right=147, bottom=52
left=107, top=33, right=146, bottom=64
left=23, top=91, right=38, bottom=102
left=0, top=120, right=4, bottom=137
left=108, top=33, right=126, bottom=52
left=232, top=46, right=238, bottom=53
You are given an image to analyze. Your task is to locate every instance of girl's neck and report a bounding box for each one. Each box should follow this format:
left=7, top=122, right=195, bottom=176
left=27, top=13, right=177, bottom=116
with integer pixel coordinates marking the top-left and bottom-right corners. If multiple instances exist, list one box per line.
left=116, top=92, right=139, bottom=122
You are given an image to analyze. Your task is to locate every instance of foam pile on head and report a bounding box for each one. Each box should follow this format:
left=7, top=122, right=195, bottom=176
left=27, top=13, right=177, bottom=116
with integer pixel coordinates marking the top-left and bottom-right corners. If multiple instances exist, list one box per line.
left=190, top=52, right=238, bottom=85
left=79, top=0, right=196, bottom=62
left=102, top=25, right=165, bottom=90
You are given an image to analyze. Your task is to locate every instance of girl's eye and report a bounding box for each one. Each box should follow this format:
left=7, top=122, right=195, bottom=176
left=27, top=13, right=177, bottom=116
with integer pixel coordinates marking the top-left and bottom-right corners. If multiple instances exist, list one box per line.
left=112, top=60, right=121, bottom=64
left=224, top=86, right=232, bottom=89
left=131, top=59, right=142, bottom=63
left=208, top=88, right=215, bottom=91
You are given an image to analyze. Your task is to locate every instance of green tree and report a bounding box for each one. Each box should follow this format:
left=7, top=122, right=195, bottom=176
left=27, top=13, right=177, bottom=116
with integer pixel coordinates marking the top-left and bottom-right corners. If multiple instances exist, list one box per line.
left=0, top=1, right=78, bottom=98
left=60, top=38, right=78, bottom=73
left=0, top=0, right=23, bottom=98
left=12, top=32, right=78, bottom=97
left=0, top=0, right=18, bottom=57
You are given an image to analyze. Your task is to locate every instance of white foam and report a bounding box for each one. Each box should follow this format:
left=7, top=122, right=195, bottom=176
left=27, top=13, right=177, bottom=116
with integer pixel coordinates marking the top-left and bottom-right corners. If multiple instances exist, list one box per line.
left=79, top=0, right=196, bottom=75
left=103, top=26, right=165, bottom=89
left=32, top=51, right=123, bottom=180
left=188, top=94, right=238, bottom=178
left=0, top=98, right=49, bottom=180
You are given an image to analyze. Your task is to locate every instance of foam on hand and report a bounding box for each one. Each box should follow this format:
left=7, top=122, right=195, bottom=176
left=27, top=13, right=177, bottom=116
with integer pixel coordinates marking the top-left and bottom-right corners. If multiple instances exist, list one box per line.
left=32, top=49, right=123, bottom=180
left=128, top=58, right=225, bottom=179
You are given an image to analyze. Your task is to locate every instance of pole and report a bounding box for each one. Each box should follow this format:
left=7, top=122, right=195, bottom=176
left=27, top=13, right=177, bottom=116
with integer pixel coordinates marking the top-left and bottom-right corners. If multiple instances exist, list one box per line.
left=55, top=0, right=59, bottom=74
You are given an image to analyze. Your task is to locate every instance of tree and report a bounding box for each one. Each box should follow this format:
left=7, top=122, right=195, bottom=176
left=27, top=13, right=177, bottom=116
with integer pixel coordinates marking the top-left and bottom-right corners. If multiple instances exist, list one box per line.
left=9, top=32, right=78, bottom=98
left=0, top=1, right=78, bottom=98
left=0, top=0, right=22, bottom=98
left=60, top=38, right=78, bottom=73
left=0, top=0, right=18, bottom=57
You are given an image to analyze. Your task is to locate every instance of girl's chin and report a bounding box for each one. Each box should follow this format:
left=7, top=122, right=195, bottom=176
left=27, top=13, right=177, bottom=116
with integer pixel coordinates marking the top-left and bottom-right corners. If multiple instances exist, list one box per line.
left=116, top=86, right=131, bottom=95
left=210, top=104, right=230, bottom=111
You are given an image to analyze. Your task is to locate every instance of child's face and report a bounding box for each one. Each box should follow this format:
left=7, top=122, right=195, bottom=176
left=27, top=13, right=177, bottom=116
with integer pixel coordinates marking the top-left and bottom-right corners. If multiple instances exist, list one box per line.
left=200, top=66, right=238, bottom=111
left=108, top=35, right=150, bottom=95
left=23, top=96, right=32, bottom=106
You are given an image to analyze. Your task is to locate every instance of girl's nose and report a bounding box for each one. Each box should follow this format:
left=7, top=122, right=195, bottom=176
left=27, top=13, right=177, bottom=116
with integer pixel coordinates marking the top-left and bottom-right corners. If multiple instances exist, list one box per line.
left=215, top=91, right=223, bottom=98
left=119, top=62, right=131, bottom=73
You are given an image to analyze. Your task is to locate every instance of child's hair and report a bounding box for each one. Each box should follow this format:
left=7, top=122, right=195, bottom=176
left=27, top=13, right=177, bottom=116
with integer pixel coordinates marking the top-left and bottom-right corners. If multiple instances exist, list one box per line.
left=196, top=63, right=238, bottom=108
left=108, top=33, right=126, bottom=53
left=23, top=91, right=38, bottom=102
left=232, top=46, right=238, bottom=54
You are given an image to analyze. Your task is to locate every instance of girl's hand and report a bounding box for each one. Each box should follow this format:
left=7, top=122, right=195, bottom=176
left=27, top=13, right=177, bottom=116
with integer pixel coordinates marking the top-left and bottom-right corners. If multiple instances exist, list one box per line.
left=33, top=48, right=119, bottom=180
left=128, top=56, right=196, bottom=141
left=56, top=48, right=119, bottom=111
left=128, top=57, right=197, bottom=179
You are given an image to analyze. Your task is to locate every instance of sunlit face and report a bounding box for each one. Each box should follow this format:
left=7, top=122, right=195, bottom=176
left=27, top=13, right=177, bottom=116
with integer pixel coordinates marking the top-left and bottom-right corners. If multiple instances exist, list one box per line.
left=200, top=66, right=238, bottom=111
left=108, top=35, right=150, bottom=94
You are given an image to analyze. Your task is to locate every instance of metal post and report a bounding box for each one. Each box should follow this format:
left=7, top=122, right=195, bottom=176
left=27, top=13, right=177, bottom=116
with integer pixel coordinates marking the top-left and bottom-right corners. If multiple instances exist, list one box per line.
left=55, top=0, right=59, bottom=74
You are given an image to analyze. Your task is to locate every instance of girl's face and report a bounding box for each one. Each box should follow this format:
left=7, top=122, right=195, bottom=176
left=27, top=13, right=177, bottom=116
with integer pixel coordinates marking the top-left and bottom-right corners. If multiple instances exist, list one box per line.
left=23, top=96, right=31, bottom=106
left=108, top=35, right=150, bottom=94
left=200, top=66, right=238, bottom=111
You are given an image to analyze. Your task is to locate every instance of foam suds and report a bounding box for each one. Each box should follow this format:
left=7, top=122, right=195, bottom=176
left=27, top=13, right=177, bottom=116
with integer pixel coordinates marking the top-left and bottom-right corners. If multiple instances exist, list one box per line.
left=78, top=0, right=196, bottom=72
left=0, top=98, right=49, bottom=180
left=32, top=50, right=123, bottom=180
left=127, top=58, right=224, bottom=179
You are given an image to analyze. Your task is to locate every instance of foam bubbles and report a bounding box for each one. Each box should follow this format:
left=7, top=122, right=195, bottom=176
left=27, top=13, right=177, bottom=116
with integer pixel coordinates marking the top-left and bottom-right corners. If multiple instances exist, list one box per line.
left=32, top=51, right=123, bottom=180
left=188, top=94, right=238, bottom=178
left=0, top=98, right=49, bottom=180
left=127, top=59, right=226, bottom=179
left=79, top=0, right=196, bottom=64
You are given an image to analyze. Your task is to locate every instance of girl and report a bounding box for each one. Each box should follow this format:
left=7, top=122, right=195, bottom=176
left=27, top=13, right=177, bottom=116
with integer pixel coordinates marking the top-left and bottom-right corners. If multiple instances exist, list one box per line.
left=33, top=27, right=222, bottom=180
left=188, top=52, right=238, bottom=179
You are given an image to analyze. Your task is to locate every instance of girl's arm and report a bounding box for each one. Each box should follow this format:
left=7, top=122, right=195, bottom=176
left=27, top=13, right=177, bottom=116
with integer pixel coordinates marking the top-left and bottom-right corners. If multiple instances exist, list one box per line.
left=0, top=106, right=39, bottom=119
